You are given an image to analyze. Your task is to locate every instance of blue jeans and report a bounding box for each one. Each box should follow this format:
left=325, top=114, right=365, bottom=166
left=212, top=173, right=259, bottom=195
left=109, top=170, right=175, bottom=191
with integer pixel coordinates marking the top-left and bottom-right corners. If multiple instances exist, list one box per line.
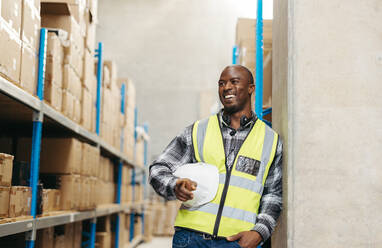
left=172, top=228, right=242, bottom=248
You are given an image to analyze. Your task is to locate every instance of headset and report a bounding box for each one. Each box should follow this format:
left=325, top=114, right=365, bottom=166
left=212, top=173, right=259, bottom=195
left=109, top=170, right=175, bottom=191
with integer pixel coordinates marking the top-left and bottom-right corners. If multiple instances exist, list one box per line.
left=222, top=114, right=251, bottom=127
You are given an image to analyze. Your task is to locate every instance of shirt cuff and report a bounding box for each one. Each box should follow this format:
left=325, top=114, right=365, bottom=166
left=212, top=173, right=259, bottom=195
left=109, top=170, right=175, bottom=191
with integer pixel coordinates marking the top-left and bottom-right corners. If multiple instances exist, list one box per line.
left=251, top=223, right=270, bottom=244
left=166, top=176, right=179, bottom=201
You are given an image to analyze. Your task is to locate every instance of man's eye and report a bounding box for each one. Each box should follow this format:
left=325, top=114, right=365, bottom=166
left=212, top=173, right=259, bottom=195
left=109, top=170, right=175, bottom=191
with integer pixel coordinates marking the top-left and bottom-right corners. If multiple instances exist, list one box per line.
left=232, top=80, right=239, bottom=84
left=218, top=82, right=225, bottom=86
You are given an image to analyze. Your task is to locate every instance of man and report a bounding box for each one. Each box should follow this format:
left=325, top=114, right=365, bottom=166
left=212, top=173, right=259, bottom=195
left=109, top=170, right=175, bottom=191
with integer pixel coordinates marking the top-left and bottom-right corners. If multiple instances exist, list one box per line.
left=149, top=65, right=282, bottom=248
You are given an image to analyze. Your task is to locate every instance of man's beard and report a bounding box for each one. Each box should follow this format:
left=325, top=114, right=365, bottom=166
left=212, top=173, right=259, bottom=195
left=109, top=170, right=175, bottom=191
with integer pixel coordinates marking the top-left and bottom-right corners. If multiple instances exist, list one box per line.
left=224, top=105, right=241, bottom=115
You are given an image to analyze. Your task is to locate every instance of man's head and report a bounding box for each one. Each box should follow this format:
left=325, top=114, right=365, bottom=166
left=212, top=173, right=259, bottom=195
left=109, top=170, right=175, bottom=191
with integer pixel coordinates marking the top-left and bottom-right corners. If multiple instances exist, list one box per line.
left=218, top=65, right=255, bottom=115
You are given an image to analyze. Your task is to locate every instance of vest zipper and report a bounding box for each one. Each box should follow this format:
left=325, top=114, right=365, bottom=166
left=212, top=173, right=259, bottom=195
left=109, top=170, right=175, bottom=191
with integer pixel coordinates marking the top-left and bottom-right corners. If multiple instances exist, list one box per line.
left=212, top=162, right=233, bottom=237
left=212, top=116, right=256, bottom=237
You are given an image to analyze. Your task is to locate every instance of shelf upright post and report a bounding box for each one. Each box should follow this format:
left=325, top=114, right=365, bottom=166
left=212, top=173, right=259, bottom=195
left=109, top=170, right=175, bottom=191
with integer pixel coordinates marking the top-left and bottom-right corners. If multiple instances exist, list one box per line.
left=129, top=168, right=136, bottom=242
left=142, top=123, right=148, bottom=236
left=114, top=83, right=126, bottom=248
left=90, top=217, right=97, bottom=248
left=26, top=28, right=47, bottom=248
left=232, top=45, right=239, bottom=65
left=255, top=0, right=264, bottom=120
left=95, top=42, right=103, bottom=135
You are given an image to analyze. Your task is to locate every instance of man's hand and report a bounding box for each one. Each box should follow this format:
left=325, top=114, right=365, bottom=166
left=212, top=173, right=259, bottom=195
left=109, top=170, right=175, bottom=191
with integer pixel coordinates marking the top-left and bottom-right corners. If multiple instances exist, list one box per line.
left=226, top=231, right=262, bottom=248
left=175, top=178, right=197, bottom=202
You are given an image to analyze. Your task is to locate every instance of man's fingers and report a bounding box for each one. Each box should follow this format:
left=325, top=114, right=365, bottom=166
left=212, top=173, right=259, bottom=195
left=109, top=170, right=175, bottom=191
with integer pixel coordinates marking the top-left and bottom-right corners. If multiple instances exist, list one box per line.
left=177, top=190, right=192, bottom=200
left=180, top=182, right=194, bottom=198
left=226, top=232, right=242, bottom=241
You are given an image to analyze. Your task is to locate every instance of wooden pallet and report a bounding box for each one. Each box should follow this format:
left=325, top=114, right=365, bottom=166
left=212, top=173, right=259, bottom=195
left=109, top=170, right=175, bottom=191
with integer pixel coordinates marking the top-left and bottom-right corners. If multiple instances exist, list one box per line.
left=38, top=210, right=72, bottom=217
left=0, top=215, right=33, bottom=224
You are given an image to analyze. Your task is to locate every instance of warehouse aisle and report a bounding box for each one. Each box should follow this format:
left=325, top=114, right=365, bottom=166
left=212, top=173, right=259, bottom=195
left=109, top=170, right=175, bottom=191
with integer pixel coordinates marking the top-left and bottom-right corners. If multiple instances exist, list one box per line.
left=139, top=237, right=172, bottom=248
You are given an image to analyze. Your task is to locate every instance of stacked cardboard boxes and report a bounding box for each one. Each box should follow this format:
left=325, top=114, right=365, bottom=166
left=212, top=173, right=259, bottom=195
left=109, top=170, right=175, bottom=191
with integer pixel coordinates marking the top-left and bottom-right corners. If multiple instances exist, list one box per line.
left=0, top=153, right=32, bottom=219
left=118, top=78, right=136, bottom=161
left=36, top=223, right=81, bottom=248
left=97, top=155, right=115, bottom=205
left=41, top=0, right=98, bottom=130
left=235, top=18, right=273, bottom=121
left=147, top=197, right=181, bottom=237
left=0, top=0, right=40, bottom=91
left=101, top=61, right=123, bottom=150
left=45, top=32, right=64, bottom=111
left=121, top=164, right=132, bottom=204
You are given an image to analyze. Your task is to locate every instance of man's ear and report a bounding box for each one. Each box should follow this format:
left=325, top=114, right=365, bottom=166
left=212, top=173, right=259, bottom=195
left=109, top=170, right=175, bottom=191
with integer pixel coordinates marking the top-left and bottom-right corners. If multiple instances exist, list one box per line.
left=248, top=84, right=255, bottom=95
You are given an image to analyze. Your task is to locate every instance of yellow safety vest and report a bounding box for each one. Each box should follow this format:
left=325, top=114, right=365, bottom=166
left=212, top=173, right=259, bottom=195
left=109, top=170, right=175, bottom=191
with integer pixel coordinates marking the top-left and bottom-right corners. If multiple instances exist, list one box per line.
left=174, top=114, right=278, bottom=237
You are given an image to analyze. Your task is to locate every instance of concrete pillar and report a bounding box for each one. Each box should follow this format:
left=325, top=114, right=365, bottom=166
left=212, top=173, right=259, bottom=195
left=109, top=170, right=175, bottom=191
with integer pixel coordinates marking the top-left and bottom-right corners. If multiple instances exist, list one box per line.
left=272, top=0, right=382, bottom=247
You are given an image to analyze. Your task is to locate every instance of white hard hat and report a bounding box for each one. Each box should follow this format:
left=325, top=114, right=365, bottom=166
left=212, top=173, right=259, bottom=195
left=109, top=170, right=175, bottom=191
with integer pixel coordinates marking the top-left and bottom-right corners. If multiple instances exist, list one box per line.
left=174, top=162, right=219, bottom=208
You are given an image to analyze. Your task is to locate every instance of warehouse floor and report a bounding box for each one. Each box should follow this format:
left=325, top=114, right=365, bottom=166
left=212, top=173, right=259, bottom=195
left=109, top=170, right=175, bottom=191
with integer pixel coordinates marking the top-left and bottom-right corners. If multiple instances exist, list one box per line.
left=139, top=237, right=172, bottom=247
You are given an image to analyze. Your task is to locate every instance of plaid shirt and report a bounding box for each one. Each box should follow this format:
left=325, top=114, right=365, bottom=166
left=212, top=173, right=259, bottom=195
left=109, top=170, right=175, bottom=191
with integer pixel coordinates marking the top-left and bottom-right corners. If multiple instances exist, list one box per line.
left=149, top=111, right=283, bottom=242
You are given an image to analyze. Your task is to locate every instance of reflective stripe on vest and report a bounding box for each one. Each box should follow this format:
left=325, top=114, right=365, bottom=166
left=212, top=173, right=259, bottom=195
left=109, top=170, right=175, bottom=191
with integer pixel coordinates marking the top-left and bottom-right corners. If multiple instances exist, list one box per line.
left=175, top=114, right=278, bottom=237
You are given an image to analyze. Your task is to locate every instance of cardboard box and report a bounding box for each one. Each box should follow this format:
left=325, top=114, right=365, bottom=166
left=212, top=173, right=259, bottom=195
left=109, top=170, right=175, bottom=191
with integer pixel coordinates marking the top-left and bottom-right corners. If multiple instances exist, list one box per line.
left=73, top=221, right=82, bottom=248
left=39, top=138, right=82, bottom=174
left=21, top=0, right=41, bottom=52
left=20, top=44, right=38, bottom=95
left=81, top=88, right=92, bottom=130
left=133, top=215, right=142, bottom=237
left=45, top=56, right=63, bottom=87
left=0, top=153, right=14, bottom=187
left=135, top=138, right=144, bottom=167
left=85, top=10, right=96, bottom=52
left=28, top=0, right=41, bottom=13
left=1, top=0, right=22, bottom=35
left=53, top=223, right=74, bottom=248
left=82, top=49, right=95, bottom=91
left=23, top=186, right=32, bottom=215
left=235, top=18, right=272, bottom=49
left=60, top=174, right=80, bottom=210
left=96, top=232, right=111, bottom=248
left=45, top=32, right=64, bottom=86
left=143, top=209, right=153, bottom=242
left=9, top=186, right=28, bottom=217
left=0, top=20, right=22, bottom=84
left=64, top=44, right=84, bottom=78
left=36, top=227, right=54, bottom=248
left=42, top=189, right=60, bottom=213
left=87, top=0, right=97, bottom=20
left=103, top=61, right=117, bottom=85
left=122, top=165, right=130, bottom=185
left=153, top=204, right=166, bottom=235
left=62, top=90, right=74, bottom=119
left=73, top=98, right=81, bottom=123
left=44, top=81, right=63, bottom=111
left=46, top=32, right=64, bottom=61
left=0, top=186, right=10, bottom=218
left=41, top=14, right=82, bottom=52
left=81, top=142, right=99, bottom=176
left=63, top=64, right=82, bottom=100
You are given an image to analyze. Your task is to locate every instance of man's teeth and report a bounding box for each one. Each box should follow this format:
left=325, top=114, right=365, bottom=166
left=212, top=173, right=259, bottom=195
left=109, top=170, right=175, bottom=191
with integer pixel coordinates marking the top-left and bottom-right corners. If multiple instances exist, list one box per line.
left=225, top=95, right=235, bottom=99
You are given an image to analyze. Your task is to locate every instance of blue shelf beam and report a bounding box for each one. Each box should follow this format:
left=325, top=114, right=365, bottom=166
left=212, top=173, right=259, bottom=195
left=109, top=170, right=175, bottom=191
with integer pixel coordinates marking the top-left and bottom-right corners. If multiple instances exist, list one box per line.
left=232, top=45, right=239, bottom=65
left=26, top=28, right=47, bottom=248
left=95, top=42, right=103, bottom=136
left=255, top=0, right=264, bottom=120
left=262, top=107, right=272, bottom=117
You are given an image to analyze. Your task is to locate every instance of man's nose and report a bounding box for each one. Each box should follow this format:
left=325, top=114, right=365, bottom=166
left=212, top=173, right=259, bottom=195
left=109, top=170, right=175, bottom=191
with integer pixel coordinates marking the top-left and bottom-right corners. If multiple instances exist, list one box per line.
left=223, top=81, right=233, bottom=90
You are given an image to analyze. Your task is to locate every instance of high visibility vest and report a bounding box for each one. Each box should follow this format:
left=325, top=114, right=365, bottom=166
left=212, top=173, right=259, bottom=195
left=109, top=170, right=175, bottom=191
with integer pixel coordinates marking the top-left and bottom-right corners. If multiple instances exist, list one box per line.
left=174, top=114, right=278, bottom=237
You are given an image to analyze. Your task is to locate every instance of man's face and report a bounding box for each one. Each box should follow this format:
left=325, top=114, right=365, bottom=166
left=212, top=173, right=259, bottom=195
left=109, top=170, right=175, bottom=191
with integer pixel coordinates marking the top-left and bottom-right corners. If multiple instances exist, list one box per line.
left=218, top=66, right=254, bottom=114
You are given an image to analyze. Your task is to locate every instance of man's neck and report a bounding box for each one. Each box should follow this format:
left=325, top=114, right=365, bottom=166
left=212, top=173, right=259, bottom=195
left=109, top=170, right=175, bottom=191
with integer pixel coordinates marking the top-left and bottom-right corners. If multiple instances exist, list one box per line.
left=224, top=109, right=252, bottom=130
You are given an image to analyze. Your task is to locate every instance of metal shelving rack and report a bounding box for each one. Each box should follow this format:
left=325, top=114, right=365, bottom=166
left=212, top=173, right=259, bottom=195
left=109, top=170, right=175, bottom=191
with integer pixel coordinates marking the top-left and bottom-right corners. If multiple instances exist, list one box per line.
left=0, top=28, right=146, bottom=248
left=232, top=0, right=271, bottom=126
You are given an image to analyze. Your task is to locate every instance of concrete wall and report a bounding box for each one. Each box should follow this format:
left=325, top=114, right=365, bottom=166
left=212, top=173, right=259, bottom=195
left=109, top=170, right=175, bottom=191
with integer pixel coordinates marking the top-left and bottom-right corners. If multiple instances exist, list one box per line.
left=96, top=0, right=273, bottom=159
left=272, top=0, right=382, bottom=247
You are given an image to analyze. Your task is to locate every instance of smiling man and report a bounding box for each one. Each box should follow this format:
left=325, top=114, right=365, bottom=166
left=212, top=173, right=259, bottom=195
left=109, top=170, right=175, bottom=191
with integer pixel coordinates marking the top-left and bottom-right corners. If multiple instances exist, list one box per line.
left=149, top=65, right=283, bottom=248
